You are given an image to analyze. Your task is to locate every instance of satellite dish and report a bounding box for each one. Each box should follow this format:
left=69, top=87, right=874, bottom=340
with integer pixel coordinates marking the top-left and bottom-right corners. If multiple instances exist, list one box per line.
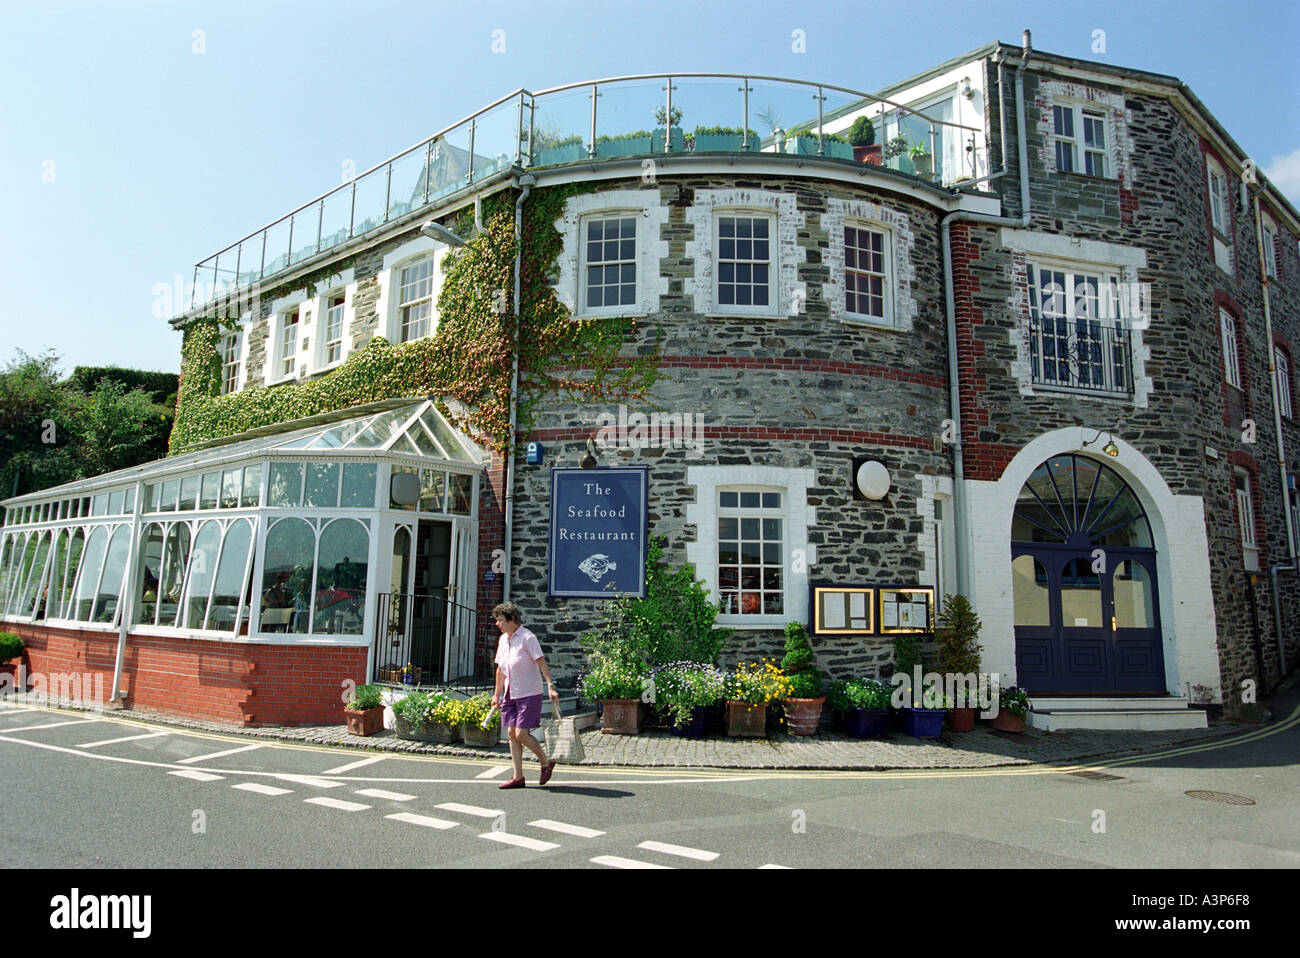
left=855, top=460, right=891, bottom=500
left=390, top=471, right=421, bottom=506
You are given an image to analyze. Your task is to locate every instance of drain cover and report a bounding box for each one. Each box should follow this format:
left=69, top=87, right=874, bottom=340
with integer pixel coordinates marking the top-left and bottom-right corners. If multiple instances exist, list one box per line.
left=1185, top=790, right=1255, bottom=805
left=1069, top=769, right=1126, bottom=781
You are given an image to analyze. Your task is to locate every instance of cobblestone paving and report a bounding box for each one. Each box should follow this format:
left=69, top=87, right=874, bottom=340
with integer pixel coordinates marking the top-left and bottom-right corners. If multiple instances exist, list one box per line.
left=53, top=701, right=1252, bottom=771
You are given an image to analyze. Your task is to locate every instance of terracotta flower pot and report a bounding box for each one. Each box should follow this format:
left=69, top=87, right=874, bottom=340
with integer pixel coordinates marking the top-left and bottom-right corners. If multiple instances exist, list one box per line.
left=344, top=706, right=384, bottom=737
left=990, top=710, right=1027, bottom=733
left=782, top=696, right=826, bottom=736
left=725, top=700, right=767, bottom=737
left=853, top=144, right=883, bottom=165
left=947, top=707, right=976, bottom=732
left=599, top=698, right=643, bottom=735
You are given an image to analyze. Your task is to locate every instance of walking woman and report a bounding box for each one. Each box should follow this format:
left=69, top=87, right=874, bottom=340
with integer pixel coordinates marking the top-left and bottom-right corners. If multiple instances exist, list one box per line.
left=491, top=602, right=562, bottom=789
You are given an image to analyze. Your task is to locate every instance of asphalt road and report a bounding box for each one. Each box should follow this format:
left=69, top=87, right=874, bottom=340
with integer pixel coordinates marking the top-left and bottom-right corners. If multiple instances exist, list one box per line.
left=1, top=699, right=1297, bottom=871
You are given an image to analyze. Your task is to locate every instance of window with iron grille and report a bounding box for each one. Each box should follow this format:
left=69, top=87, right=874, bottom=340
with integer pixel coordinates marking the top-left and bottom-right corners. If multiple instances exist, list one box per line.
left=398, top=260, right=434, bottom=342
left=1027, top=262, right=1130, bottom=394
left=582, top=214, right=636, bottom=311
left=717, top=489, right=783, bottom=616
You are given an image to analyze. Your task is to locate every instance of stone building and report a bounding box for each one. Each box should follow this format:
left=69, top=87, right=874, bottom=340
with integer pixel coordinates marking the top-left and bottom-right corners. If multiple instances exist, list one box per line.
left=2, top=35, right=1296, bottom=729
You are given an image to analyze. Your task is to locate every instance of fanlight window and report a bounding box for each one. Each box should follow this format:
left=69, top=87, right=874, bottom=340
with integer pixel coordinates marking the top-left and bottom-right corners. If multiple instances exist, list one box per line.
left=1011, top=455, right=1152, bottom=549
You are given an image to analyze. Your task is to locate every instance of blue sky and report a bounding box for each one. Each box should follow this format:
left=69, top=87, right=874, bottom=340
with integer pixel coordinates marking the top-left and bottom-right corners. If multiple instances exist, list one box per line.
left=2, top=0, right=1296, bottom=377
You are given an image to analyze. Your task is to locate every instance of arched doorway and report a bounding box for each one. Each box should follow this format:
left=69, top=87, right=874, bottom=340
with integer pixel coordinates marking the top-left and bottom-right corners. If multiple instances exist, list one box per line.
left=1011, top=454, right=1164, bottom=694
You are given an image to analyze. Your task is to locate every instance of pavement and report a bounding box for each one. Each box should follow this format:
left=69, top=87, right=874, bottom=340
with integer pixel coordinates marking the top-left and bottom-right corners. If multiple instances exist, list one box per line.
left=26, top=673, right=1294, bottom=771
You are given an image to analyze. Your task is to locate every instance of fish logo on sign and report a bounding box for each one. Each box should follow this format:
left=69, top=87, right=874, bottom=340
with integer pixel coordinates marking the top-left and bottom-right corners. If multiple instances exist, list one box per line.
left=578, top=554, right=617, bottom=583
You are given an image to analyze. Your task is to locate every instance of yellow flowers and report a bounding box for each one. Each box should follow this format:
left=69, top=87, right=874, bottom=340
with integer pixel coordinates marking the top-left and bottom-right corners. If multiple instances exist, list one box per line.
left=727, top=660, right=794, bottom=705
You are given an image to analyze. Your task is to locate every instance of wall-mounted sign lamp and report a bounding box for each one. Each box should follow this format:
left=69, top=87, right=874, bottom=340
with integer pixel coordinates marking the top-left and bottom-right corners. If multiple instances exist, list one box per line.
left=1082, top=429, right=1120, bottom=458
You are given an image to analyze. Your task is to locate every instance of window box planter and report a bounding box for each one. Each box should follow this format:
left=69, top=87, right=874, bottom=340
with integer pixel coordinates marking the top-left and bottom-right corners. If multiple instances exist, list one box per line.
left=651, top=128, right=687, bottom=153
left=946, top=707, right=976, bottom=732
left=595, top=135, right=652, bottom=157
left=725, top=700, right=768, bottom=738
left=394, top=715, right=460, bottom=743
left=785, top=135, right=852, bottom=160
left=344, top=706, right=384, bottom=737
left=694, top=133, right=746, bottom=152
left=781, top=696, right=825, bottom=736
left=843, top=707, right=893, bottom=738
left=459, top=723, right=501, bottom=747
left=535, top=142, right=585, bottom=166
left=901, top=707, right=946, bottom=738
left=598, top=698, right=643, bottom=734
left=670, top=706, right=709, bottom=738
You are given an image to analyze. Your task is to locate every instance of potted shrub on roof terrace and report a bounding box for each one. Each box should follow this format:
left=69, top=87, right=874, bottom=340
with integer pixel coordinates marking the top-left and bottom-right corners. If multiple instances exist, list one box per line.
left=848, top=115, right=882, bottom=165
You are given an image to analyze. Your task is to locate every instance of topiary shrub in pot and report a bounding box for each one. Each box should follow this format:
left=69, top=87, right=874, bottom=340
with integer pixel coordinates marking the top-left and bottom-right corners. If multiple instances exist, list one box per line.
left=935, top=594, right=984, bottom=732
left=344, top=684, right=385, bottom=737
left=780, top=622, right=825, bottom=736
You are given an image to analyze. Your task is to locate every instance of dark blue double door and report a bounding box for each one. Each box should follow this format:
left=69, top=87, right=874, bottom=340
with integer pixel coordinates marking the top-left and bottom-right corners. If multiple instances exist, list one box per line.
left=1011, top=544, right=1164, bottom=694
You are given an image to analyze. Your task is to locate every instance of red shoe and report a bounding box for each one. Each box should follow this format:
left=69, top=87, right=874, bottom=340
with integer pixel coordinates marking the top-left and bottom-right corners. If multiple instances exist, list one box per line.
left=539, top=761, right=556, bottom=786
left=498, top=776, right=525, bottom=789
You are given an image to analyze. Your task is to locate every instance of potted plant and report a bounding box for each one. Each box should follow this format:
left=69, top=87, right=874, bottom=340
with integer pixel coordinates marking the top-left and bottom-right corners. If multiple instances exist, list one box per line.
left=457, top=692, right=502, bottom=747
left=692, top=125, right=759, bottom=152
left=651, top=661, right=726, bottom=737
left=578, top=640, right=648, bottom=735
left=992, top=685, right=1032, bottom=732
left=892, top=634, right=946, bottom=737
left=779, top=622, right=825, bottom=736
left=784, top=126, right=852, bottom=159
left=0, top=633, right=24, bottom=686
left=595, top=129, right=654, bottom=157
left=344, top=683, right=385, bottom=737
left=909, top=141, right=934, bottom=179
left=652, top=105, right=686, bottom=153
left=392, top=689, right=460, bottom=743
left=723, top=660, right=792, bottom=737
left=839, top=678, right=894, bottom=738
left=848, top=116, right=881, bottom=165
left=935, top=594, right=984, bottom=733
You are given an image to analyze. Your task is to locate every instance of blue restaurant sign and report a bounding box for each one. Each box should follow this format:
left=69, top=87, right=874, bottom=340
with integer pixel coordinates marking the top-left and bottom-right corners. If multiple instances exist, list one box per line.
left=548, top=467, right=648, bottom=598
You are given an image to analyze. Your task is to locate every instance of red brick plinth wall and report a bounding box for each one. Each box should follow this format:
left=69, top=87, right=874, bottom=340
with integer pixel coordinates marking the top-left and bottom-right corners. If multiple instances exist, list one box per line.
left=2, top=621, right=367, bottom=727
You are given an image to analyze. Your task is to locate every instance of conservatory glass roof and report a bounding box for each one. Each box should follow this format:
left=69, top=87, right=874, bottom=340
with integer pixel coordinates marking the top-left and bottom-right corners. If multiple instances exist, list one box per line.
left=2, top=400, right=485, bottom=507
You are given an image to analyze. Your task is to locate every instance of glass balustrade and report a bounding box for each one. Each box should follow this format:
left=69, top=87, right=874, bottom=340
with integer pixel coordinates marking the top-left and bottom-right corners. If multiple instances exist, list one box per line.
left=185, top=75, right=988, bottom=313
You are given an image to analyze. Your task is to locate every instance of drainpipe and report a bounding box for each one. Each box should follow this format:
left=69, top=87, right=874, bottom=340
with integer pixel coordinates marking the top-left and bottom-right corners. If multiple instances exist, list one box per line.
left=502, top=173, right=535, bottom=604
left=109, top=479, right=145, bottom=705
left=1253, top=191, right=1295, bottom=677
left=943, top=30, right=1033, bottom=597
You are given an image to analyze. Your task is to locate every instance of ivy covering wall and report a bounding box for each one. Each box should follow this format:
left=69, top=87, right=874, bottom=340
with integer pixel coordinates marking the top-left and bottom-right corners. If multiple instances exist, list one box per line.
left=171, top=184, right=660, bottom=454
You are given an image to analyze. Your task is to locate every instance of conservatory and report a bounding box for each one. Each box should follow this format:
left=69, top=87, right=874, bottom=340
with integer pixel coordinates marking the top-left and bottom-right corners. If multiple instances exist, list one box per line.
left=0, top=400, right=489, bottom=691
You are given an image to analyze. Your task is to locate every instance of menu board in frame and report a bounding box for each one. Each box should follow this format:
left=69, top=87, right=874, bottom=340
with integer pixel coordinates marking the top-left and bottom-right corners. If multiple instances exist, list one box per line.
left=877, top=586, right=935, bottom=633
left=809, top=584, right=875, bottom=636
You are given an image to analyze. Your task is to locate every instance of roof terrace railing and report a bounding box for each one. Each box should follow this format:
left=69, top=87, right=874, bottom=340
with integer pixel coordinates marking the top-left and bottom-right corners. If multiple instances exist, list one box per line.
left=184, top=73, right=988, bottom=317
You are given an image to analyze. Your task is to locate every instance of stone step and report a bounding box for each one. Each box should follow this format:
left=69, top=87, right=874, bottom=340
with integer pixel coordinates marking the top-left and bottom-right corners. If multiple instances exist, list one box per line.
left=1032, top=695, right=1193, bottom=711
left=1029, top=708, right=1208, bottom=731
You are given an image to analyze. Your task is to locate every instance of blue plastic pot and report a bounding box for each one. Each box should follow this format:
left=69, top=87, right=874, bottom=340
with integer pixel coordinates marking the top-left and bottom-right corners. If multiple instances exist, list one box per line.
left=843, top=707, right=892, bottom=738
left=902, top=707, right=946, bottom=738
left=671, top=706, right=709, bottom=738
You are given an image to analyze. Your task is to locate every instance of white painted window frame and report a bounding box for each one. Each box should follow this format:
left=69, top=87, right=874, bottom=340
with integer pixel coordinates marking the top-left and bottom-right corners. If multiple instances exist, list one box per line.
left=320, top=289, right=348, bottom=368
left=1275, top=346, right=1293, bottom=420
left=1026, top=259, right=1129, bottom=395
left=843, top=220, right=893, bottom=325
left=713, top=209, right=778, bottom=318
left=1053, top=102, right=1111, bottom=178
left=716, top=486, right=786, bottom=620
left=1220, top=308, right=1243, bottom=391
left=1207, top=161, right=1230, bottom=237
left=578, top=210, right=639, bottom=318
left=277, top=307, right=300, bottom=381
left=1262, top=218, right=1279, bottom=279
left=395, top=257, right=435, bottom=344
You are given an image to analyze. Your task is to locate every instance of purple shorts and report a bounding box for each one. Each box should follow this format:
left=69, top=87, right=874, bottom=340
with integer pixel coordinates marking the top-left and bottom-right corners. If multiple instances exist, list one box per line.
left=501, top=693, right=543, bottom=730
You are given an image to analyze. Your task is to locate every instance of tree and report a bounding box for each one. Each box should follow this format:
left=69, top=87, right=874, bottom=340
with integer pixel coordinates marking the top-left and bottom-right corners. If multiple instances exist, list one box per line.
left=0, top=350, right=176, bottom=502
